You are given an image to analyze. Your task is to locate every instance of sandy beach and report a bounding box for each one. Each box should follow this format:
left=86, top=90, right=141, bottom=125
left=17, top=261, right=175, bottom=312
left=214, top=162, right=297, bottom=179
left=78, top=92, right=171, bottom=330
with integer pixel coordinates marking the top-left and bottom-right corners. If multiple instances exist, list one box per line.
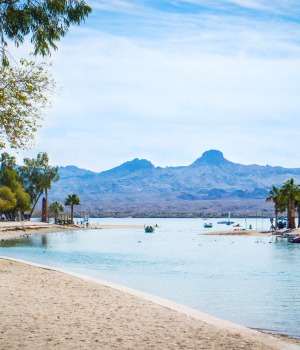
left=0, top=221, right=143, bottom=241
left=204, top=228, right=300, bottom=237
left=1, top=258, right=300, bottom=350
left=1, top=222, right=300, bottom=349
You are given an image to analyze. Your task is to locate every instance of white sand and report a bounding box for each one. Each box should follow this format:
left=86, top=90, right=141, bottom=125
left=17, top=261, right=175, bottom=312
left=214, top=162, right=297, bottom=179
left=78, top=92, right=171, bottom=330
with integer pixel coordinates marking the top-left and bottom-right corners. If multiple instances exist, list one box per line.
left=0, top=258, right=299, bottom=350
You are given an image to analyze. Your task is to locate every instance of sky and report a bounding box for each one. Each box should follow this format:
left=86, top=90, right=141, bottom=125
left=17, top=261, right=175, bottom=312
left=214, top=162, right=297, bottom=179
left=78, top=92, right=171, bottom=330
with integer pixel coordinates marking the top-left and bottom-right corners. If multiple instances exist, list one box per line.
left=8, top=0, right=300, bottom=172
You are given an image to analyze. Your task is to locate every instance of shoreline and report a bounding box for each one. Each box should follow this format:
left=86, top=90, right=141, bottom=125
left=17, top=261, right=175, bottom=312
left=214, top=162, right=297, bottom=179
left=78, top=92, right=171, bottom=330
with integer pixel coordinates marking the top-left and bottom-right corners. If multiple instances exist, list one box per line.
left=1, top=256, right=300, bottom=349
left=1, top=221, right=298, bottom=241
left=1, top=221, right=300, bottom=348
left=203, top=228, right=300, bottom=236
left=0, top=221, right=144, bottom=241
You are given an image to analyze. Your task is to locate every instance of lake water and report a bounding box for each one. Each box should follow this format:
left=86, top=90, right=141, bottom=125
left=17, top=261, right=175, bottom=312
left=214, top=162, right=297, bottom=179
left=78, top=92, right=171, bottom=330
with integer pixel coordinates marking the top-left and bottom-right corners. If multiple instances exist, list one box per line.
left=1, top=217, right=300, bottom=338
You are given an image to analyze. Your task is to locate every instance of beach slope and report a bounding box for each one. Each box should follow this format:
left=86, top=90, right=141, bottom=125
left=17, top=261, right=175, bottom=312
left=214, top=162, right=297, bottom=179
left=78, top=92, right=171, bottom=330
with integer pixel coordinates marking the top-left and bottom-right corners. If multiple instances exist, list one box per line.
left=0, top=258, right=299, bottom=350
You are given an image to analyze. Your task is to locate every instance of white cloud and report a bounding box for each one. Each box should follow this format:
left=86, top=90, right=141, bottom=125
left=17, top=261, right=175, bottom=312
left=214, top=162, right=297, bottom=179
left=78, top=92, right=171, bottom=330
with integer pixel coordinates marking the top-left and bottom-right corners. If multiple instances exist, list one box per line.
left=7, top=1, right=300, bottom=171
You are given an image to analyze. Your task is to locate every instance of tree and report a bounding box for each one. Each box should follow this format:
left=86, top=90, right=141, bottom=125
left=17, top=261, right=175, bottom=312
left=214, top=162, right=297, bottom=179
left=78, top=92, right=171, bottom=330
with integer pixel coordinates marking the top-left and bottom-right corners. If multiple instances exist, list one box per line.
left=0, top=59, right=55, bottom=149
left=0, top=152, right=31, bottom=214
left=0, top=152, right=16, bottom=170
left=0, top=186, right=16, bottom=212
left=0, top=170, right=30, bottom=213
left=64, top=194, right=80, bottom=223
left=0, top=0, right=92, bottom=60
left=0, top=167, right=20, bottom=192
left=296, top=200, right=300, bottom=228
left=14, top=188, right=31, bottom=214
left=0, top=0, right=92, bottom=149
left=266, top=186, right=284, bottom=229
left=49, top=201, right=64, bottom=224
left=281, top=178, right=300, bottom=229
left=18, top=152, right=59, bottom=219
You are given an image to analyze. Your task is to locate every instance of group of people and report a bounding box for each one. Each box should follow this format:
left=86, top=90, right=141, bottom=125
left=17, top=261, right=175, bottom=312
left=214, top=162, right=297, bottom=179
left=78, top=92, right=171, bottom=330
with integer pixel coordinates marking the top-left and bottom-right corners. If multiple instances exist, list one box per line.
left=1, top=213, right=30, bottom=221
left=76, top=220, right=89, bottom=227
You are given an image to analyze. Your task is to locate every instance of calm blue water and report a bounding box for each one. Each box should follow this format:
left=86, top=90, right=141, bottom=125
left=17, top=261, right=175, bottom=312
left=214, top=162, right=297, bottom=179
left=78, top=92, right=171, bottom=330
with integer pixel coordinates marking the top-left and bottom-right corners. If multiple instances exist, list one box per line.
left=1, top=218, right=300, bottom=338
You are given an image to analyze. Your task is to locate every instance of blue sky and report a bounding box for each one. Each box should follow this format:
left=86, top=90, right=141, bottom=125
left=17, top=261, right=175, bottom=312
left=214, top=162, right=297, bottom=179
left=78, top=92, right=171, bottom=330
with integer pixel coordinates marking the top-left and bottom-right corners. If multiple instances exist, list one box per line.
left=10, top=0, right=300, bottom=171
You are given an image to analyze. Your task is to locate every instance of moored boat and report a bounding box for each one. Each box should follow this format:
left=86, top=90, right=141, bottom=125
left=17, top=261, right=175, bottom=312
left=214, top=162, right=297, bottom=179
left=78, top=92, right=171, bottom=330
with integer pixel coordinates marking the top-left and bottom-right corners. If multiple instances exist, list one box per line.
left=291, top=236, right=300, bottom=244
left=217, top=212, right=234, bottom=225
left=204, top=223, right=213, bottom=228
left=144, top=225, right=155, bottom=233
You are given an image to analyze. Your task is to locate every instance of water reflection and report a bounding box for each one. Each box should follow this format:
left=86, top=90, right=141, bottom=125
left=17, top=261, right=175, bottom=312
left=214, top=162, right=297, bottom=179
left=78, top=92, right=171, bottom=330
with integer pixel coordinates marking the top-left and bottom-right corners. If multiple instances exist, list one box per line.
left=41, top=235, right=48, bottom=247
left=0, top=237, right=32, bottom=247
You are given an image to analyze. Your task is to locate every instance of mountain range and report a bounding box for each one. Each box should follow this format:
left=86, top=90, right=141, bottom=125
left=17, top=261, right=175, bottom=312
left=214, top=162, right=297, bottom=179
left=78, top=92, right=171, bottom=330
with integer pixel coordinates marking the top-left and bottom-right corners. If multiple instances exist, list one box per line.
left=49, top=150, right=300, bottom=216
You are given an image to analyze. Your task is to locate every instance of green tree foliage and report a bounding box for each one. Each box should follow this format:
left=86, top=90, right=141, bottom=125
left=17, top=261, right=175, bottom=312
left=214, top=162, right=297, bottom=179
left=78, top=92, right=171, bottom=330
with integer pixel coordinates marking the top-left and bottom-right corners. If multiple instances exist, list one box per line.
left=0, top=185, right=16, bottom=212
left=266, top=186, right=283, bottom=229
left=49, top=201, right=64, bottom=223
left=0, top=152, right=16, bottom=169
left=281, top=178, right=300, bottom=229
left=0, top=152, right=31, bottom=213
left=0, top=0, right=91, bottom=149
left=0, top=0, right=92, bottom=60
left=64, top=193, right=80, bottom=222
left=14, top=187, right=31, bottom=213
left=18, top=152, right=59, bottom=218
left=267, top=178, right=300, bottom=229
left=0, top=168, right=20, bottom=191
left=0, top=59, right=55, bottom=149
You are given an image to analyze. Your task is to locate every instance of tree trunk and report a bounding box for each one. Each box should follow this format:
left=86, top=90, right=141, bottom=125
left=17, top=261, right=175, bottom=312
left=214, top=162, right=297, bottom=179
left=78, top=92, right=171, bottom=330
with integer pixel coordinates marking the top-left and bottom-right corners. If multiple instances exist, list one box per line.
left=29, top=192, right=43, bottom=219
left=274, top=204, right=278, bottom=229
left=289, top=197, right=296, bottom=229
left=71, top=204, right=74, bottom=223
left=44, top=188, right=48, bottom=222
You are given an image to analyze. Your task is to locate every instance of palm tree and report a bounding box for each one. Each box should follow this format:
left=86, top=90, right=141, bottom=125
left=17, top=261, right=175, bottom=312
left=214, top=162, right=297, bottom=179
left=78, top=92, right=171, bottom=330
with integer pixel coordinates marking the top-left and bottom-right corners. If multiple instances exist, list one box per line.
left=296, top=200, right=300, bottom=228
left=266, top=186, right=283, bottom=229
left=281, top=178, right=300, bottom=229
left=64, top=194, right=80, bottom=223
left=49, top=201, right=64, bottom=224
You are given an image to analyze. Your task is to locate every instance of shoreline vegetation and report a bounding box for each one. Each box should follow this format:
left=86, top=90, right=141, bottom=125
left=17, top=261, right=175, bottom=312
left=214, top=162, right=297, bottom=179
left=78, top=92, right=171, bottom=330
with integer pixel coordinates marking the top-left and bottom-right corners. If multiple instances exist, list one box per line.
left=1, top=222, right=300, bottom=349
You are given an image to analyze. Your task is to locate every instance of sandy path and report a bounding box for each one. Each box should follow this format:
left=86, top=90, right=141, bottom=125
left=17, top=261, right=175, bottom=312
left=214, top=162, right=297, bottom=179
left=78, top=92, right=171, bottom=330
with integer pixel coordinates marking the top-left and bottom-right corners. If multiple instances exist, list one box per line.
left=0, top=258, right=299, bottom=350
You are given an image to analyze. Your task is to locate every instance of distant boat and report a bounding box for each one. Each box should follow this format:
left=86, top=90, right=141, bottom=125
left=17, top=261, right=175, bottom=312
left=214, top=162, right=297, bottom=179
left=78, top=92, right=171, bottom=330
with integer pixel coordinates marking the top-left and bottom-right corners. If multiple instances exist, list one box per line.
left=226, top=211, right=234, bottom=225
left=144, top=225, right=155, bottom=233
left=217, top=212, right=234, bottom=225
left=204, top=223, right=213, bottom=228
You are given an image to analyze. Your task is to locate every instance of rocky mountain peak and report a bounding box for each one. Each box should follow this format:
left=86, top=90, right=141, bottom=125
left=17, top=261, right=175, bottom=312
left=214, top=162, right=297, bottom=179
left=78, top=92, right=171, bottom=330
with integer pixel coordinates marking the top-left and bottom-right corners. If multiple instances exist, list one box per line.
left=190, top=150, right=230, bottom=167
left=101, top=158, right=154, bottom=176
left=121, top=158, right=154, bottom=171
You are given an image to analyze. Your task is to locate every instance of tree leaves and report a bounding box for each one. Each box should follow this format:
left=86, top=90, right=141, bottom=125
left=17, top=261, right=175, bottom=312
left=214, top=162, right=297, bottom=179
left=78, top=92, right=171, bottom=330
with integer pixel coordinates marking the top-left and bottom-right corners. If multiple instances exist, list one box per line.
left=0, top=59, right=55, bottom=149
left=0, top=0, right=91, bottom=149
left=0, top=186, right=17, bottom=212
left=18, top=152, right=60, bottom=217
left=0, top=0, right=92, bottom=57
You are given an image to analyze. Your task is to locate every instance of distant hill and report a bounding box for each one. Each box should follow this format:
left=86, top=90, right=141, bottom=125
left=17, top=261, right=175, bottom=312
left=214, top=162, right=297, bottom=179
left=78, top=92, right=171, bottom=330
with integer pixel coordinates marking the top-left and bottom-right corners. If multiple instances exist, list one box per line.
left=48, top=150, right=300, bottom=216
